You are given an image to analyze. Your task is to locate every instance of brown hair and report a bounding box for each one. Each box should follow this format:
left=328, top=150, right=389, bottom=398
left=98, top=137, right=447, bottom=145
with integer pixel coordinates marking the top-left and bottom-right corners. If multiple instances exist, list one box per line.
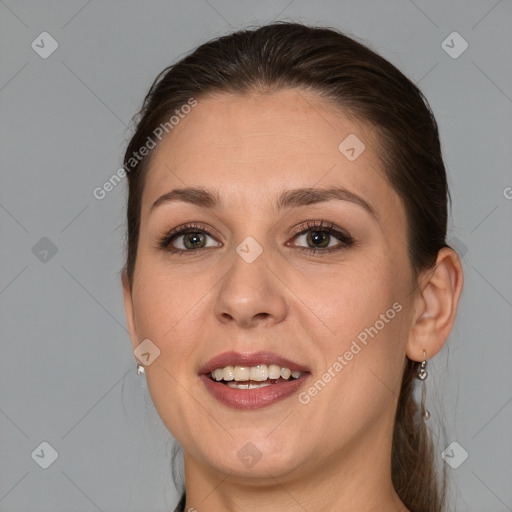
left=123, top=22, right=449, bottom=511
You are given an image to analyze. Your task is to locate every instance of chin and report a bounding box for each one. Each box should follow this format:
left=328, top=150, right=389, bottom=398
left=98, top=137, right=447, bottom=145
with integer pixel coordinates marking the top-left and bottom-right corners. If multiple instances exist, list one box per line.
left=194, top=435, right=309, bottom=481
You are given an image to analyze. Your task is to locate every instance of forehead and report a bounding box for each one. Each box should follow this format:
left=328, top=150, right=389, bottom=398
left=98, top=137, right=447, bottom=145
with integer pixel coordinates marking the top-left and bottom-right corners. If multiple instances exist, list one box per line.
left=141, top=89, right=403, bottom=223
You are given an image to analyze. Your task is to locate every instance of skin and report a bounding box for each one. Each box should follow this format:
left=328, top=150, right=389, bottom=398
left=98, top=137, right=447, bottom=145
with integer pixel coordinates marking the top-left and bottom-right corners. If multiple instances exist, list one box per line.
left=123, top=89, right=464, bottom=512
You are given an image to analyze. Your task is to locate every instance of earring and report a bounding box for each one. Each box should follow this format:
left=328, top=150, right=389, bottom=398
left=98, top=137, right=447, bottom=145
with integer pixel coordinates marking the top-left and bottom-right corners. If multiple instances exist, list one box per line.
left=416, top=350, right=430, bottom=420
left=136, top=362, right=154, bottom=407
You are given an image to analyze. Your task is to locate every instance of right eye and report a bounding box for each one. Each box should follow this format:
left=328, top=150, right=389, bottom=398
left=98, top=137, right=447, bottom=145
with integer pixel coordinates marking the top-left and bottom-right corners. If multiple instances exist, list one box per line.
left=158, top=223, right=222, bottom=254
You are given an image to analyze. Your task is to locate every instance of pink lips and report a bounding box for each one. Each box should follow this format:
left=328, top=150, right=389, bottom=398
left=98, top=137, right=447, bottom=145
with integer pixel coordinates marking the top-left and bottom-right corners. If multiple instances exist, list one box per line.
left=198, top=351, right=310, bottom=410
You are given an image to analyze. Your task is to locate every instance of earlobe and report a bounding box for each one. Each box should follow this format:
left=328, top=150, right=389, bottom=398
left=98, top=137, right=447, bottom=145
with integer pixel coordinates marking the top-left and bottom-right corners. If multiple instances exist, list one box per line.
left=406, top=247, right=464, bottom=362
left=122, top=271, right=139, bottom=352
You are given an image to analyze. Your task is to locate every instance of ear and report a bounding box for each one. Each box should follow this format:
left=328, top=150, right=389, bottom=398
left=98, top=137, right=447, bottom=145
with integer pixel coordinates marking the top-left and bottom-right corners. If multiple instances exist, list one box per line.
left=406, top=247, right=464, bottom=362
left=122, top=270, right=140, bottom=353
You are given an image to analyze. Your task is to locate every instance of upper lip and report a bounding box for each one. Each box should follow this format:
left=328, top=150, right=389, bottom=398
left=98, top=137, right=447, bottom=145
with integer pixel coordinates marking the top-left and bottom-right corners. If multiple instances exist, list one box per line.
left=198, top=351, right=310, bottom=375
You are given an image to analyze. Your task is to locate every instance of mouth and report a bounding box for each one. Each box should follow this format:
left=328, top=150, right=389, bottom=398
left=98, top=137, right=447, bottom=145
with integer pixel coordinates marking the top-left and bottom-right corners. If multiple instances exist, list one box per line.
left=199, top=351, right=310, bottom=409
left=208, top=363, right=303, bottom=389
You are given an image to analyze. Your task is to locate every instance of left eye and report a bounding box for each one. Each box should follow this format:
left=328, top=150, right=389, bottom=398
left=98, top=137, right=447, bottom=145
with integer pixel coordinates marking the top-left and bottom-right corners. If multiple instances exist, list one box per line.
left=293, top=230, right=342, bottom=249
left=288, top=222, right=354, bottom=252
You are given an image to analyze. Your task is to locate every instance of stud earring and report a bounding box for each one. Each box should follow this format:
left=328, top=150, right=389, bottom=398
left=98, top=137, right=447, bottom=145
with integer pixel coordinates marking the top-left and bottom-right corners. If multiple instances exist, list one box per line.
left=136, top=363, right=145, bottom=375
left=416, top=350, right=430, bottom=420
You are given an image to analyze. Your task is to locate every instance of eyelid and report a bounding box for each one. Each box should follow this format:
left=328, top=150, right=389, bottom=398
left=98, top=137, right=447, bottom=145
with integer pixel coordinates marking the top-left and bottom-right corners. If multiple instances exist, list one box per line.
left=289, top=220, right=350, bottom=238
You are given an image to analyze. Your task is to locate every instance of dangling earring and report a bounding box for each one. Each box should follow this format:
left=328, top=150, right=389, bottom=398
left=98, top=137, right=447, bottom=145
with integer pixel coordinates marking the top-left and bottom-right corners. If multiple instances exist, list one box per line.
left=416, top=350, right=430, bottom=420
left=136, top=362, right=153, bottom=408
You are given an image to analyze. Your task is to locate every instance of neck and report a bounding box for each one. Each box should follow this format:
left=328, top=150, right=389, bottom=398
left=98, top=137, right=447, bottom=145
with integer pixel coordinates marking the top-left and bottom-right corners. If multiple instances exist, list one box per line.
left=181, top=423, right=408, bottom=512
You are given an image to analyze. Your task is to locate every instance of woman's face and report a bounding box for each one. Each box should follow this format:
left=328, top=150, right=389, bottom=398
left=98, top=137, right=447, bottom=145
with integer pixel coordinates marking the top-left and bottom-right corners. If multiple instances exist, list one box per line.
left=124, top=89, right=417, bottom=482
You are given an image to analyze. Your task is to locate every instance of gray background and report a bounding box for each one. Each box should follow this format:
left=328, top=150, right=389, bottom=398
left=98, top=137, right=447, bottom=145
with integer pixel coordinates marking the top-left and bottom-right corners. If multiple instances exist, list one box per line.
left=1, top=0, right=511, bottom=511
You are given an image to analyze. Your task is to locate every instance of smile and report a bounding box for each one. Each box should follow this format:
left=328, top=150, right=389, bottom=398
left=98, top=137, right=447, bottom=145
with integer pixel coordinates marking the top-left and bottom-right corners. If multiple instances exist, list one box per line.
left=200, top=352, right=310, bottom=409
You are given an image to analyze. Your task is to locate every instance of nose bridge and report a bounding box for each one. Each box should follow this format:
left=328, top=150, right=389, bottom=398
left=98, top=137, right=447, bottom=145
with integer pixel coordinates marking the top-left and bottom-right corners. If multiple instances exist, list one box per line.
left=213, top=243, right=287, bottom=327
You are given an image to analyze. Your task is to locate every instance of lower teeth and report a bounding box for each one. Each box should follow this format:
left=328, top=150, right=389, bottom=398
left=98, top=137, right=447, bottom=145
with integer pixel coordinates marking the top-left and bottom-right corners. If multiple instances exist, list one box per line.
left=222, top=377, right=295, bottom=389
left=226, top=381, right=272, bottom=389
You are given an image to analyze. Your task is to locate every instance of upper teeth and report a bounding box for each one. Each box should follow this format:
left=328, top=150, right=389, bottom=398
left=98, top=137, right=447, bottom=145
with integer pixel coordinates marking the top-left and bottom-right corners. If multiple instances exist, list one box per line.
left=210, top=364, right=303, bottom=382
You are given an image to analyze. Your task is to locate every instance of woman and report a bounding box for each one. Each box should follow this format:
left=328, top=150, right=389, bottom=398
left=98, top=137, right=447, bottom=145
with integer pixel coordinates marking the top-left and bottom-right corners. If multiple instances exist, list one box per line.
left=121, top=23, right=463, bottom=512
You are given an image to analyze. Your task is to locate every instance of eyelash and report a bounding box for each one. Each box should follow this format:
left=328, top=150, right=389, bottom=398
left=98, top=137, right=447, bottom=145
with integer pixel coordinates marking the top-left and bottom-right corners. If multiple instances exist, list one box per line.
left=157, top=220, right=354, bottom=256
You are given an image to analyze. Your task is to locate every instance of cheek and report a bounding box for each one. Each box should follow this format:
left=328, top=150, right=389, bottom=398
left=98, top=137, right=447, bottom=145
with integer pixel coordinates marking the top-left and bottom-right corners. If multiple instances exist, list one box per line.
left=291, top=256, right=401, bottom=344
left=130, top=269, right=211, bottom=442
left=132, top=264, right=208, bottom=340
left=292, top=256, right=408, bottom=408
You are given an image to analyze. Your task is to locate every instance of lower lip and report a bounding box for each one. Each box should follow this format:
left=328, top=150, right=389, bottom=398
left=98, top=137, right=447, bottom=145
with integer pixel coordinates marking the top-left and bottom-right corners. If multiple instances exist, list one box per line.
left=200, top=374, right=309, bottom=410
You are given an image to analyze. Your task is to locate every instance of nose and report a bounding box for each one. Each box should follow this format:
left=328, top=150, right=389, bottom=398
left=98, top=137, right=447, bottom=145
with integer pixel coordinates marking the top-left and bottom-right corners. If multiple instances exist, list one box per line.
left=213, top=250, right=288, bottom=328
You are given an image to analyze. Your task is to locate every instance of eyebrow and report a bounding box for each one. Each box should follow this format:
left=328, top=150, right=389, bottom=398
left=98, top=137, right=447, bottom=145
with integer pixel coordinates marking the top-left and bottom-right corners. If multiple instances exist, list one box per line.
left=150, top=186, right=377, bottom=218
